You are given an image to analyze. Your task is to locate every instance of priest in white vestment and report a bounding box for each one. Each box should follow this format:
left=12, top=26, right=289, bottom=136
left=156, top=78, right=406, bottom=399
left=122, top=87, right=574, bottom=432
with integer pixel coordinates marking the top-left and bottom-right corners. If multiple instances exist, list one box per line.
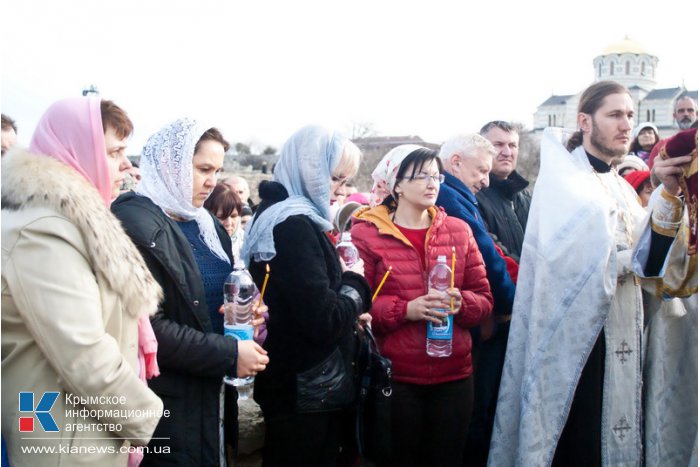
left=488, top=81, right=691, bottom=467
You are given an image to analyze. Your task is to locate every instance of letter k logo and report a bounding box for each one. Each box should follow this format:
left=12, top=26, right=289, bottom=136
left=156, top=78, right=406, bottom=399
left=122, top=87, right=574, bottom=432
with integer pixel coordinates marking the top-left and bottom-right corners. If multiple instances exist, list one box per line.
left=19, top=392, right=60, bottom=432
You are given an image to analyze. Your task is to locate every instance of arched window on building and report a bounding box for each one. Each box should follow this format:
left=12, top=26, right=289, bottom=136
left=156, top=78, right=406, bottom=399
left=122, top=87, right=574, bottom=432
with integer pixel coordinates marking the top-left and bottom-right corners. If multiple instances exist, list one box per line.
left=647, top=110, right=651, bottom=121
left=625, top=61, right=630, bottom=75
left=610, top=62, right=615, bottom=76
left=598, top=63, right=602, bottom=78
left=652, top=109, right=656, bottom=122
left=641, top=62, right=646, bottom=76
left=553, top=115, right=556, bottom=126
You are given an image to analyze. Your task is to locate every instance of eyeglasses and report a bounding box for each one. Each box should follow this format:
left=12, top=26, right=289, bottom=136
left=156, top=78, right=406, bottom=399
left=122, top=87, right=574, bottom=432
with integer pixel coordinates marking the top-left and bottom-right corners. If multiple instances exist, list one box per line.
left=403, top=174, right=445, bottom=185
left=332, top=175, right=350, bottom=187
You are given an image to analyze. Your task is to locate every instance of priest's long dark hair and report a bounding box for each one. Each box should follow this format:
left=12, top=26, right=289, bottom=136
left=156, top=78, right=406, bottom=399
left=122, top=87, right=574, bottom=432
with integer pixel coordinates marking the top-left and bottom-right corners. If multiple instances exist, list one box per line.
left=566, top=81, right=631, bottom=152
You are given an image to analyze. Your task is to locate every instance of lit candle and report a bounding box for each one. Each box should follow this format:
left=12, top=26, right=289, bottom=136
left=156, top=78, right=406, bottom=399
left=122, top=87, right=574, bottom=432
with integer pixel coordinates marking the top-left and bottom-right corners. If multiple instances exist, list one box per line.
left=372, top=266, right=393, bottom=302
left=450, top=247, right=456, bottom=312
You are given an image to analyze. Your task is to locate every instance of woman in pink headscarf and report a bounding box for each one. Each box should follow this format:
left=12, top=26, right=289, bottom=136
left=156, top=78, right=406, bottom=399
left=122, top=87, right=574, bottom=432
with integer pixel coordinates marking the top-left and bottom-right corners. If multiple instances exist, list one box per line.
left=1, top=97, right=163, bottom=467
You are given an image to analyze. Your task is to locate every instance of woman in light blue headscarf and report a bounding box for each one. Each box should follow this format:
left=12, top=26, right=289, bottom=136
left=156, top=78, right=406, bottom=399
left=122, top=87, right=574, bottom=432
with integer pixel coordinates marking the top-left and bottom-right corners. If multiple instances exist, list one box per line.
left=242, top=125, right=372, bottom=466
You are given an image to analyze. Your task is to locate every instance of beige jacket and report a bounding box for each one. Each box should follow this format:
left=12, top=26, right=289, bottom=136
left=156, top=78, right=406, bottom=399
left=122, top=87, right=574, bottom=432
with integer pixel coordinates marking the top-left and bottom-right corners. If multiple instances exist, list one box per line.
left=1, top=149, right=164, bottom=466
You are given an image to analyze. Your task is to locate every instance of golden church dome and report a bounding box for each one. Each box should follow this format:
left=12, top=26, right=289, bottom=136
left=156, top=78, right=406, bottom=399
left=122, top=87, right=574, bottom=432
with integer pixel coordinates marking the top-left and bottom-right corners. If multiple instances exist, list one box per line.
left=602, top=36, right=652, bottom=55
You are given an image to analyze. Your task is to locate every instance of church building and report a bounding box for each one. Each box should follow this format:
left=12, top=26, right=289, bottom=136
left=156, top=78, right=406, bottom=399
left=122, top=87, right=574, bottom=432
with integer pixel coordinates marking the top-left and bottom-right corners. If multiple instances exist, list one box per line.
left=533, top=37, right=697, bottom=138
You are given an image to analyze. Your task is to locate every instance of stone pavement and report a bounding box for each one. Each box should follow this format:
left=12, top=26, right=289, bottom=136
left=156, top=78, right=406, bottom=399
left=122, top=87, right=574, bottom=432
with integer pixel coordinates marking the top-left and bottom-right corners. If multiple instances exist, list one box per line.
left=234, top=397, right=264, bottom=467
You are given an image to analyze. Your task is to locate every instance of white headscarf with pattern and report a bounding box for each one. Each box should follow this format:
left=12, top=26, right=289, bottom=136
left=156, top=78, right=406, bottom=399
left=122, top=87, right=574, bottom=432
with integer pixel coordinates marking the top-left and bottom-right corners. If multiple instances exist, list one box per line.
left=369, top=144, right=427, bottom=207
left=136, top=118, right=229, bottom=263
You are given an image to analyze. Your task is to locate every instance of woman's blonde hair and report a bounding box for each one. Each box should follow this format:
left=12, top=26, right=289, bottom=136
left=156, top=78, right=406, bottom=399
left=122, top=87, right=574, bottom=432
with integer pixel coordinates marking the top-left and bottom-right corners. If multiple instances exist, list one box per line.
left=333, top=140, right=362, bottom=177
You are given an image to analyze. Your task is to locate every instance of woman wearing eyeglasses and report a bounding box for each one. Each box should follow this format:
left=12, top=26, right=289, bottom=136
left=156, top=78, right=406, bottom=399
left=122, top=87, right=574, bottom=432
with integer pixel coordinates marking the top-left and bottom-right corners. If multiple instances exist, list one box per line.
left=241, top=125, right=372, bottom=466
left=351, top=145, right=493, bottom=467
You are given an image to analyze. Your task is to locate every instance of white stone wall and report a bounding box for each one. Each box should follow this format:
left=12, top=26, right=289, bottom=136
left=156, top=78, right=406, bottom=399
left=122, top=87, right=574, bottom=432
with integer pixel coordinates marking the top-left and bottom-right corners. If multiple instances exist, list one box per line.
left=533, top=98, right=579, bottom=132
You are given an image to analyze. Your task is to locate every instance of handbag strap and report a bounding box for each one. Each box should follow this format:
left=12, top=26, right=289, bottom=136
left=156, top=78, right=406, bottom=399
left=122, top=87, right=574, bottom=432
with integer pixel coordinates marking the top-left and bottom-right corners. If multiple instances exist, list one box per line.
left=358, top=324, right=374, bottom=398
left=362, top=323, right=380, bottom=352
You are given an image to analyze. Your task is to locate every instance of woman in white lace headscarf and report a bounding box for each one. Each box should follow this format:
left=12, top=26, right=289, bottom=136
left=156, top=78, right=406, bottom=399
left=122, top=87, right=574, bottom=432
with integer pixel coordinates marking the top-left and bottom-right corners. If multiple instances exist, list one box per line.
left=241, top=125, right=372, bottom=465
left=112, top=118, right=269, bottom=466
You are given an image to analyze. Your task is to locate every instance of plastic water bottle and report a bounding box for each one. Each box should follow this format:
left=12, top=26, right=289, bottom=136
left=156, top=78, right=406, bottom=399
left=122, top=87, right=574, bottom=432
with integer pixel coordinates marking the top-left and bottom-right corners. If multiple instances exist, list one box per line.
left=426, top=255, right=453, bottom=357
left=336, top=231, right=359, bottom=268
left=223, top=260, right=259, bottom=399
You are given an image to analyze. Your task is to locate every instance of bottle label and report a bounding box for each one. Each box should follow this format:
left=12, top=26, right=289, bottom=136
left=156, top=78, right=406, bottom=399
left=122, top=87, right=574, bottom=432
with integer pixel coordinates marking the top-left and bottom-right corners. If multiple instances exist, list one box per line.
left=224, top=323, right=254, bottom=341
left=427, top=312, right=453, bottom=340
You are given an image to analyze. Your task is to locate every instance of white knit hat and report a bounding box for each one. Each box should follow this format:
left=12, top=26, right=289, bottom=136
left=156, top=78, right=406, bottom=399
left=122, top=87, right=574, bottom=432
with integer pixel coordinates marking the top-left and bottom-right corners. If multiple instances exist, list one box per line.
left=617, top=154, right=649, bottom=173
left=633, top=122, right=658, bottom=139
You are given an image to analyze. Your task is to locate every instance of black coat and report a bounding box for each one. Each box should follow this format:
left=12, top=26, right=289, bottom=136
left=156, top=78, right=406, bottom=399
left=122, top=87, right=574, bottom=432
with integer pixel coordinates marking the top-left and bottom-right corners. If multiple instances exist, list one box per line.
left=248, top=181, right=372, bottom=416
left=475, top=171, right=532, bottom=261
left=112, top=192, right=236, bottom=467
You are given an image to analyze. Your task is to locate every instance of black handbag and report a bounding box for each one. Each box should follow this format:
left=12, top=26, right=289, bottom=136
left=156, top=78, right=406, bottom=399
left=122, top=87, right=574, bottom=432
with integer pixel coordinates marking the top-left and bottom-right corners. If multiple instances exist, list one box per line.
left=355, top=324, right=392, bottom=463
left=296, top=347, right=357, bottom=413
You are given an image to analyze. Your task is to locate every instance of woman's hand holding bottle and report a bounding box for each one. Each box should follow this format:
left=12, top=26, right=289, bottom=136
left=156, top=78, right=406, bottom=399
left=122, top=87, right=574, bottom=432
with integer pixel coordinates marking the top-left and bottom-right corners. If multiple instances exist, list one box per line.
left=340, top=256, right=365, bottom=277
left=406, top=290, right=452, bottom=324
left=445, top=287, right=462, bottom=312
left=236, top=340, right=269, bottom=378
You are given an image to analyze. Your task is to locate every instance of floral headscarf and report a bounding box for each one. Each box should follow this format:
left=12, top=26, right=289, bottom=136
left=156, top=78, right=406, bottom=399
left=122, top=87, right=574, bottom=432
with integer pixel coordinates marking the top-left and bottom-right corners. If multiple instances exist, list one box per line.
left=369, top=144, right=427, bottom=207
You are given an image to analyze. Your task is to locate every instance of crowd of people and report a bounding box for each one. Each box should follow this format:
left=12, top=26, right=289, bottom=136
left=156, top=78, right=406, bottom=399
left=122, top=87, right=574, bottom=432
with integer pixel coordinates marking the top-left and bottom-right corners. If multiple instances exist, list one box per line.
left=1, top=85, right=697, bottom=467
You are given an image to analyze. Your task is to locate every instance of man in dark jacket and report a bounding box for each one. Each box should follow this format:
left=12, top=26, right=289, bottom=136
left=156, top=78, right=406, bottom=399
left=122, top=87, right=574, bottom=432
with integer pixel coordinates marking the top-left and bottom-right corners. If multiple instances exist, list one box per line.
left=476, top=121, right=532, bottom=263
left=437, top=133, right=517, bottom=466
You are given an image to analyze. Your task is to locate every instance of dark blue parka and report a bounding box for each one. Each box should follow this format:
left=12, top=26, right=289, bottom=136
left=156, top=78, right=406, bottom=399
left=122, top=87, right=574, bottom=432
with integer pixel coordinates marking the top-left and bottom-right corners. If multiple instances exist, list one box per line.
left=436, top=172, right=515, bottom=316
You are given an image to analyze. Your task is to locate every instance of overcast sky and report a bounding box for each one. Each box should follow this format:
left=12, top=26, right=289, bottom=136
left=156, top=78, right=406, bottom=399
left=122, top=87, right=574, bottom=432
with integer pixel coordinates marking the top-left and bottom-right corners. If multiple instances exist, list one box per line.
left=2, top=0, right=698, bottom=153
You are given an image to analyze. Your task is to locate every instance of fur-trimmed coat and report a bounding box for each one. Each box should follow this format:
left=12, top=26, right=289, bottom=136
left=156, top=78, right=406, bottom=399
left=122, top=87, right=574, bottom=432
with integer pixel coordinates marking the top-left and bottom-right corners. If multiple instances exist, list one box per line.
left=1, top=149, right=163, bottom=467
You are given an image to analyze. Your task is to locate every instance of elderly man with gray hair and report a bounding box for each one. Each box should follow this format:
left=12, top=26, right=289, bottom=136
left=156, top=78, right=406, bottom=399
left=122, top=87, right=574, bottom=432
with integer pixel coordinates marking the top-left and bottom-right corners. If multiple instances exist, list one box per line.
left=673, top=95, right=697, bottom=130
left=221, top=174, right=257, bottom=212
left=436, top=133, right=517, bottom=467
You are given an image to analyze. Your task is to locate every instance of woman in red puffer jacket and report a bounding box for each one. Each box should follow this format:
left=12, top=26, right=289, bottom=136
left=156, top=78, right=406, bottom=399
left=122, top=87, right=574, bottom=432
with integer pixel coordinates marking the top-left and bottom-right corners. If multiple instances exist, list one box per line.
left=351, top=145, right=493, bottom=467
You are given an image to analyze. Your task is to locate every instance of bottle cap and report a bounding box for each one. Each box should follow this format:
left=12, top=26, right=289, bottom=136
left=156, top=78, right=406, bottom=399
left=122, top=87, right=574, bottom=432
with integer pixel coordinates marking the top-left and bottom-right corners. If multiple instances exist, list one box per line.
left=340, top=231, right=352, bottom=242
left=437, top=255, right=447, bottom=262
